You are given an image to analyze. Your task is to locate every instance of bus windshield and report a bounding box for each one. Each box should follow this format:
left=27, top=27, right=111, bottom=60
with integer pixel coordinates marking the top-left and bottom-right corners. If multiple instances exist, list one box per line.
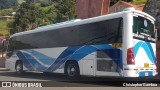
left=133, top=16, right=155, bottom=39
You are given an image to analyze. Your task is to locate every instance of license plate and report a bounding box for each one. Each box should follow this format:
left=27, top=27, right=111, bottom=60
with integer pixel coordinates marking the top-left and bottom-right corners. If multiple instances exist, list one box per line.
left=145, top=72, right=148, bottom=76
left=112, top=43, right=122, bottom=48
left=144, top=63, right=149, bottom=68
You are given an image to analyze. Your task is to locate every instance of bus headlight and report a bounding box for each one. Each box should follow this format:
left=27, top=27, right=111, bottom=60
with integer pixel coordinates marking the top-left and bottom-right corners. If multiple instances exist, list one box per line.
left=153, top=70, right=157, bottom=74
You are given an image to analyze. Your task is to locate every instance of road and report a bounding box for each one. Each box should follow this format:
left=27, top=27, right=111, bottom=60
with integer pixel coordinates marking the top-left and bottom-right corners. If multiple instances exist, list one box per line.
left=0, top=71, right=160, bottom=87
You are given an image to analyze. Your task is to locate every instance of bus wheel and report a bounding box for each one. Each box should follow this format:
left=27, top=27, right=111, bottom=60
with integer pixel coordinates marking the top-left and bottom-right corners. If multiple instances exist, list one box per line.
left=65, top=61, right=80, bottom=79
left=15, top=61, right=23, bottom=74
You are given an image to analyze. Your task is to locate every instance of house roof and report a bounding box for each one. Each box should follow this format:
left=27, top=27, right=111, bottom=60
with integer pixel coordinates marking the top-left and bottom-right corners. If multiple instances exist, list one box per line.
left=0, top=36, right=8, bottom=38
left=110, top=0, right=144, bottom=11
left=0, top=16, right=14, bottom=18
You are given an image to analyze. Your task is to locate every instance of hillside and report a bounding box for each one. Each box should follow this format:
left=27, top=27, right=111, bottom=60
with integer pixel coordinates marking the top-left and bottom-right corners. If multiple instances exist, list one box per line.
left=0, top=0, right=18, bottom=9
left=0, top=0, right=52, bottom=9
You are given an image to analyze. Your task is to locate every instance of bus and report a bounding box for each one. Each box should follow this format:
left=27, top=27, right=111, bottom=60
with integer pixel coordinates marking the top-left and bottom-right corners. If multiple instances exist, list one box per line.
left=5, top=8, right=157, bottom=79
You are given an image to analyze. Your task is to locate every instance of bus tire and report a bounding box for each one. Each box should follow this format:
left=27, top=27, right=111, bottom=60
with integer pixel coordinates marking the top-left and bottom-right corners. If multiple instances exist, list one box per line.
left=65, top=61, right=80, bottom=79
left=15, top=61, right=23, bottom=75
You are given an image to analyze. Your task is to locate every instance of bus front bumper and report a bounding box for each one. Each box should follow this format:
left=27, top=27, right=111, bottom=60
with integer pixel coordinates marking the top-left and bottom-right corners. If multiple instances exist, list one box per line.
left=123, top=70, right=157, bottom=77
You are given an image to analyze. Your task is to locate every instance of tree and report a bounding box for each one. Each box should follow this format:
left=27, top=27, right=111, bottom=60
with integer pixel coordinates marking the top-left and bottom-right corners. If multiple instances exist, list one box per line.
left=7, top=20, right=15, bottom=34
left=8, top=0, right=76, bottom=34
left=55, top=0, right=76, bottom=23
left=45, top=5, right=57, bottom=24
left=110, top=0, right=133, bottom=6
left=8, top=2, right=42, bottom=34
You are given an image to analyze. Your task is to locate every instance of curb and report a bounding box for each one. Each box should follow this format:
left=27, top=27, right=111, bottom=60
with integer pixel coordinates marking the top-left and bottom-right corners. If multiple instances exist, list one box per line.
left=0, top=68, right=9, bottom=71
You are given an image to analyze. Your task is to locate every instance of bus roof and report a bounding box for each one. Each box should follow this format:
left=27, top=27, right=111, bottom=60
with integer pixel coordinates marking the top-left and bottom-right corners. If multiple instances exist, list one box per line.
left=34, top=19, right=82, bottom=30
left=10, top=8, right=155, bottom=38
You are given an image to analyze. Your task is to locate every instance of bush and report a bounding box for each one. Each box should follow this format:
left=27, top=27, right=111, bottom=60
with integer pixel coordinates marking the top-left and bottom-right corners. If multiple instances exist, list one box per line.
left=40, top=1, right=51, bottom=7
left=0, top=33, right=4, bottom=36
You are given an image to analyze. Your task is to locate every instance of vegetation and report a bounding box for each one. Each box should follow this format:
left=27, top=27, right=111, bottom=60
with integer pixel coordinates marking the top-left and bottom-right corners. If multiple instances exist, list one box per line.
left=0, top=21, right=10, bottom=36
left=110, top=0, right=133, bottom=6
left=110, top=0, right=147, bottom=6
left=55, top=0, right=76, bottom=22
left=0, top=9, right=14, bottom=16
left=0, top=0, right=18, bottom=9
left=0, top=0, right=147, bottom=36
left=7, top=0, right=76, bottom=34
left=17, top=0, right=25, bottom=4
left=131, top=0, right=147, bottom=5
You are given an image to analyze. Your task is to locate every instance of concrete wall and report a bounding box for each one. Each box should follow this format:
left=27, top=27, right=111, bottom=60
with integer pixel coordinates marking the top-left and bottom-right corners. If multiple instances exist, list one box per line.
left=0, top=57, right=5, bottom=67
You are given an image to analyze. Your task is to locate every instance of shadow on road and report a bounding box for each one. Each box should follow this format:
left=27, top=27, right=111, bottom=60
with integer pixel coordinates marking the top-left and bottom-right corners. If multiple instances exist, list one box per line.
left=0, top=71, right=160, bottom=87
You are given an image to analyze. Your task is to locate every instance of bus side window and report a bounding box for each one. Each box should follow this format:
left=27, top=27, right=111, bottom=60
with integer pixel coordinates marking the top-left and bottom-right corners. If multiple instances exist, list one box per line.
left=115, top=18, right=123, bottom=43
left=7, top=38, right=16, bottom=52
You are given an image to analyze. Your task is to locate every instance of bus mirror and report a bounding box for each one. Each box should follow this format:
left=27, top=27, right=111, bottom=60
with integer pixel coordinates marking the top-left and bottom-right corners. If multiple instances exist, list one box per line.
left=2, top=39, right=8, bottom=47
left=0, top=39, right=7, bottom=49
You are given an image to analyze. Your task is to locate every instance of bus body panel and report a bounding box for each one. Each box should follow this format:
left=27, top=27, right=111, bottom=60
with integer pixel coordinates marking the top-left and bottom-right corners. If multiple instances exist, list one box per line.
left=5, top=8, right=157, bottom=78
left=122, top=11, right=157, bottom=77
left=5, top=53, right=18, bottom=71
left=122, top=11, right=134, bottom=65
left=6, top=44, right=123, bottom=77
left=134, top=39, right=156, bottom=68
left=133, top=39, right=157, bottom=76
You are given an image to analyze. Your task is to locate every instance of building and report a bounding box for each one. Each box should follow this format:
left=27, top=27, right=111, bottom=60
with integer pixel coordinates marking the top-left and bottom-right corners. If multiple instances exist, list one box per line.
left=76, top=0, right=110, bottom=19
left=109, top=0, right=144, bottom=13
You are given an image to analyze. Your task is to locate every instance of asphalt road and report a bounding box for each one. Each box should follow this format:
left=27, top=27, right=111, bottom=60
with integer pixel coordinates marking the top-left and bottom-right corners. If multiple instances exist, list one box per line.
left=0, top=71, right=160, bottom=87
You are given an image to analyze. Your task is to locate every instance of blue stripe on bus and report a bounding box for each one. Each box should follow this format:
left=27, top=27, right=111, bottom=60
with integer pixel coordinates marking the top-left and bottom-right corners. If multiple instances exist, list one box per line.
left=16, top=44, right=123, bottom=72
left=16, top=51, right=35, bottom=70
left=46, top=45, right=112, bottom=72
left=25, top=50, right=55, bottom=65
left=134, top=41, right=155, bottom=64
left=46, top=44, right=123, bottom=72
left=17, top=51, right=49, bottom=71
left=146, top=42, right=156, bottom=63
left=46, top=46, right=82, bottom=72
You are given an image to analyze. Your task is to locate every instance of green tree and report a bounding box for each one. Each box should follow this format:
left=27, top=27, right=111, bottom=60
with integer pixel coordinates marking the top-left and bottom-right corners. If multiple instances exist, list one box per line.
left=9, top=2, right=42, bottom=34
left=7, top=20, right=14, bottom=35
left=8, top=0, right=76, bottom=34
left=55, top=0, right=76, bottom=23
left=46, top=6, right=57, bottom=23
left=110, top=0, right=133, bottom=6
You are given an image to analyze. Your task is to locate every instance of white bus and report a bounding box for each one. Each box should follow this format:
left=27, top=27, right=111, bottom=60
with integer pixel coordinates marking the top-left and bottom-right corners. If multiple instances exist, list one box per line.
left=5, top=8, right=157, bottom=79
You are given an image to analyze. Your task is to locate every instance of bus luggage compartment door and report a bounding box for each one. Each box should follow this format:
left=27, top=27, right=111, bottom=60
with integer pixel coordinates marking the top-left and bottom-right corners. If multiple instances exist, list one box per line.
left=95, top=49, right=122, bottom=76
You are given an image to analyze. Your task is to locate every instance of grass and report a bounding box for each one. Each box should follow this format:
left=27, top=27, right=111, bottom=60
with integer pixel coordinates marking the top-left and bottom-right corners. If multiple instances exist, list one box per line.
left=0, top=20, right=10, bottom=36
left=131, top=0, right=147, bottom=5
